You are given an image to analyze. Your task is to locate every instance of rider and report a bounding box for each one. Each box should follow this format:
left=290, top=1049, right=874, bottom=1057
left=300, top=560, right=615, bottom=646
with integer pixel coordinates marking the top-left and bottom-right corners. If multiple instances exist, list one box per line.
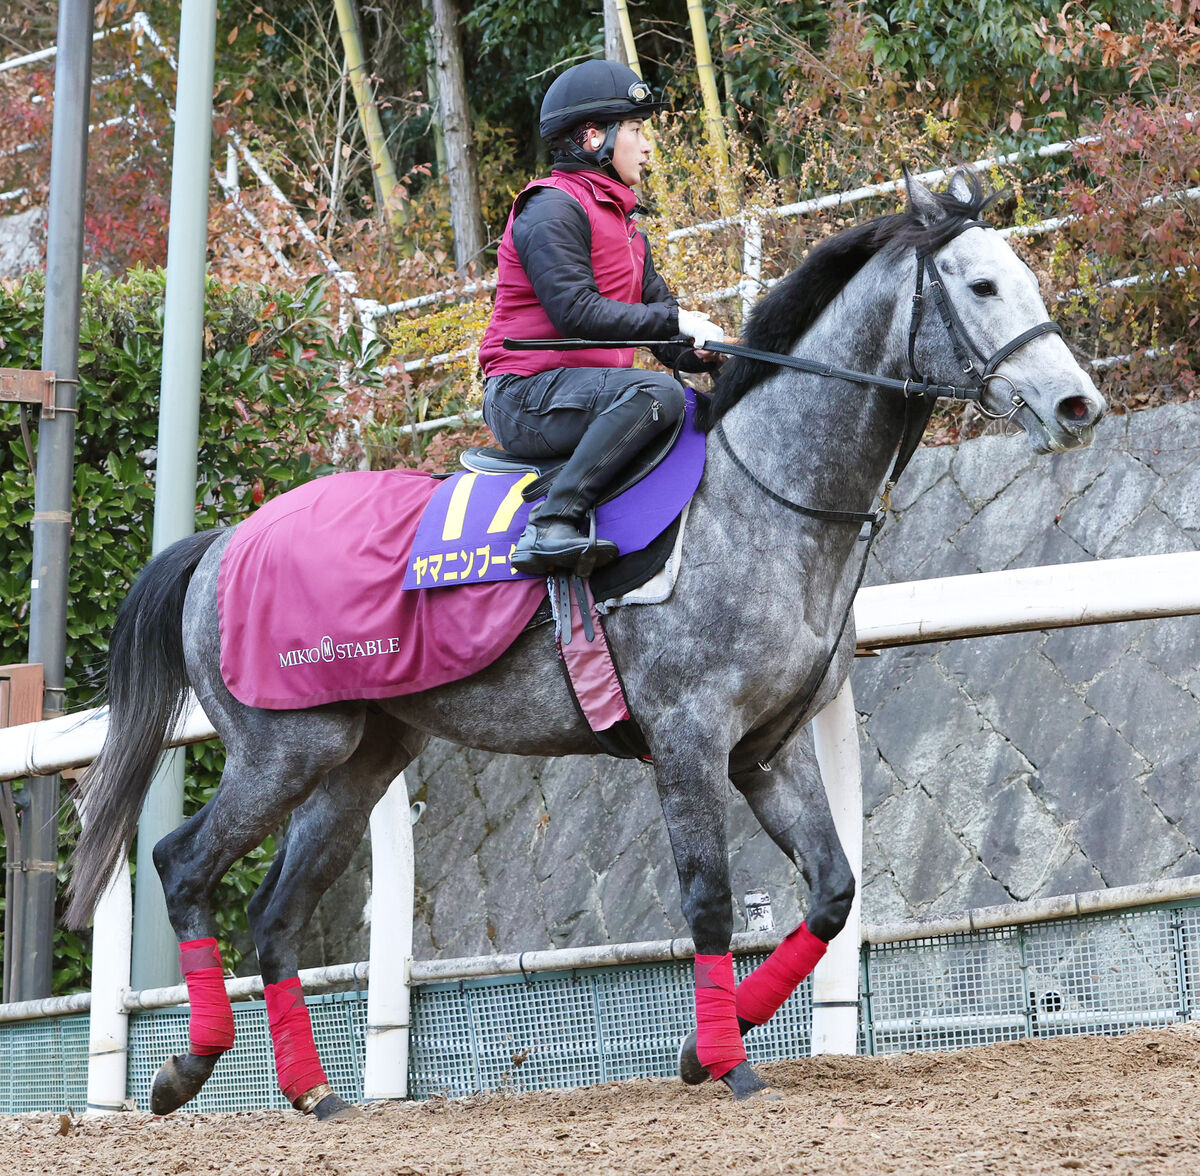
left=478, top=59, right=725, bottom=575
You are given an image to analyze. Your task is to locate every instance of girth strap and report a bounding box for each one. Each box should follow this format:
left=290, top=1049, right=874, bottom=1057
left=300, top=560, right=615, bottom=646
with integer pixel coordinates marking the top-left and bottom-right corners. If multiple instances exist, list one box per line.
left=551, top=574, right=650, bottom=760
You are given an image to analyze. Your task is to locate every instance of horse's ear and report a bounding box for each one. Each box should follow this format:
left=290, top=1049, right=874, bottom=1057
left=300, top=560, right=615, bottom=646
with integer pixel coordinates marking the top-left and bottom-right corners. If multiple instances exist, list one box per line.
left=945, top=168, right=974, bottom=205
left=904, top=168, right=944, bottom=225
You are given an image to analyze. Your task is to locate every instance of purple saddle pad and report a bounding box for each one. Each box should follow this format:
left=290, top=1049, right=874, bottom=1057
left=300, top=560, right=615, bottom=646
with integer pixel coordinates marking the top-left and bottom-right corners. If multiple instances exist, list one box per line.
left=403, top=390, right=707, bottom=589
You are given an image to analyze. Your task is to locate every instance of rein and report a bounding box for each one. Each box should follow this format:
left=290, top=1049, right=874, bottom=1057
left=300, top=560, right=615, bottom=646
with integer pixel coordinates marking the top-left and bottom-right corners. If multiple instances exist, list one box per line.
left=503, top=335, right=986, bottom=404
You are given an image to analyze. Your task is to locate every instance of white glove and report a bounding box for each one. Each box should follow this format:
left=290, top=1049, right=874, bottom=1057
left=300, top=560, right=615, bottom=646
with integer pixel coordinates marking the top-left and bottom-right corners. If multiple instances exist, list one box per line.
left=676, top=307, right=725, bottom=349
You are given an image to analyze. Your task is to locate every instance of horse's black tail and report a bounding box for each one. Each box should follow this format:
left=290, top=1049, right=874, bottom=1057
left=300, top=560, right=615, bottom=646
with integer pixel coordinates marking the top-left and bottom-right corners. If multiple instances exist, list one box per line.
left=65, top=529, right=226, bottom=930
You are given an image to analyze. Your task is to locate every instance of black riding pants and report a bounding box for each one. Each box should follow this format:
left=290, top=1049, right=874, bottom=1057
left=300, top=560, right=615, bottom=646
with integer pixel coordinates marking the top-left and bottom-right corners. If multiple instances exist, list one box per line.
left=483, top=366, right=686, bottom=461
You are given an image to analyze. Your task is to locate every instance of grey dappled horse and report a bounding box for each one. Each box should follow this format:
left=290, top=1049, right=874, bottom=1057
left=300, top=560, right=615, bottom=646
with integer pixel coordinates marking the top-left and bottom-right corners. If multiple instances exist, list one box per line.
left=67, top=172, right=1104, bottom=1117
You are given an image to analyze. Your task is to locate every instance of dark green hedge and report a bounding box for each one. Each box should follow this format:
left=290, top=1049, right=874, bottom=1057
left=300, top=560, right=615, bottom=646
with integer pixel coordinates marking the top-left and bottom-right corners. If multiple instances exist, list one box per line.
left=0, top=268, right=379, bottom=989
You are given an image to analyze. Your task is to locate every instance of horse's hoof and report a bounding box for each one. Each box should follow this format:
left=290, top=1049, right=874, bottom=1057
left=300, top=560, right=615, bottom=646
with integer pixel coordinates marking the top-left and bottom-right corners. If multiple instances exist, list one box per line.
left=150, top=1052, right=219, bottom=1115
left=293, top=1084, right=362, bottom=1122
left=677, top=1031, right=708, bottom=1085
left=312, top=1092, right=363, bottom=1123
left=721, top=1060, right=775, bottom=1101
left=678, top=1018, right=756, bottom=1086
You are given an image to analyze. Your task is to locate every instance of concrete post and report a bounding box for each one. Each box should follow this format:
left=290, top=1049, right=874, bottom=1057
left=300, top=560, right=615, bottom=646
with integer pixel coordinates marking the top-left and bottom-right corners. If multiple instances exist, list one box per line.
left=131, top=0, right=218, bottom=991
left=809, top=678, right=863, bottom=1055
left=85, top=860, right=131, bottom=1114
left=363, top=774, right=415, bottom=1100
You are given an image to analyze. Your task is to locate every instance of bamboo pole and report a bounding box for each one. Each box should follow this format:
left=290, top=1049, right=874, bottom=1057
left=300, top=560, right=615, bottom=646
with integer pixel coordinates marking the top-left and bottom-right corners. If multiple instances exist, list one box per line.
left=332, top=0, right=404, bottom=225
left=613, top=0, right=640, bottom=75
left=685, top=0, right=730, bottom=171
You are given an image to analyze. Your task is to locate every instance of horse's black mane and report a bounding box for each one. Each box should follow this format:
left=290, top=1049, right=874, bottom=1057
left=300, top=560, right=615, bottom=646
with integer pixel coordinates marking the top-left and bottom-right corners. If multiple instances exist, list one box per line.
left=697, top=171, right=1001, bottom=431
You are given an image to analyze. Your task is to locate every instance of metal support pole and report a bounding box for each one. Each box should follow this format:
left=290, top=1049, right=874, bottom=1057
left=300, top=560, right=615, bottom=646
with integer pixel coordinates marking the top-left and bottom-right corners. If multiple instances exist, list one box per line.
left=21, top=0, right=95, bottom=1003
left=809, top=678, right=863, bottom=1055
left=363, top=773, right=415, bottom=1100
left=131, top=0, right=217, bottom=991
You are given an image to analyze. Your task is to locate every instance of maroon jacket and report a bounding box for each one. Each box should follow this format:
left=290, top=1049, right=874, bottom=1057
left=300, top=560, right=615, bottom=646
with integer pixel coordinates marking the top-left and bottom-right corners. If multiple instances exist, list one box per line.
left=478, top=169, right=679, bottom=377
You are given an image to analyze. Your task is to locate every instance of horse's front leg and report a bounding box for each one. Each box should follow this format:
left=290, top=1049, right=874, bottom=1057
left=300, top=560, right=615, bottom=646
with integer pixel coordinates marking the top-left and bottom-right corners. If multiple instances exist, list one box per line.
left=654, top=742, right=772, bottom=1100
left=732, top=725, right=856, bottom=1009
left=678, top=728, right=855, bottom=1083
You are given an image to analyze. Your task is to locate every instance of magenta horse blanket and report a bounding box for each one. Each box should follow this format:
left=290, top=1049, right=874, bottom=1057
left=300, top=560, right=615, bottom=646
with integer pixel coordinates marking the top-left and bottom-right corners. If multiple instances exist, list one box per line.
left=218, top=396, right=706, bottom=710
left=217, top=470, right=546, bottom=709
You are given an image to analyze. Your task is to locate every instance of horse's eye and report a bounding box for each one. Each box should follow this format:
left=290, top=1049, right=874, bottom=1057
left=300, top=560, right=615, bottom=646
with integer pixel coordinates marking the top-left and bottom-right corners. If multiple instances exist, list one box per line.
left=970, top=279, right=998, bottom=297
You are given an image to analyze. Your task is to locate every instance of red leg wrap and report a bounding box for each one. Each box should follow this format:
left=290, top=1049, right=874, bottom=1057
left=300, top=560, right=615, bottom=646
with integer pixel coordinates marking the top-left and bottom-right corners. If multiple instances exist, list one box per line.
left=264, top=978, right=329, bottom=1103
left=694, top=953, right=746, bottom=1082
left=179, top=938, right=235, bottom=1056
left=736, top=921, right=828, bottom=1026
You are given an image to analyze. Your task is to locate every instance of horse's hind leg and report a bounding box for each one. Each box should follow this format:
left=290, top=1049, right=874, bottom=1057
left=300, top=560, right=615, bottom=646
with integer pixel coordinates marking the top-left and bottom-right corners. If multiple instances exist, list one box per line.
left=678, top=729, right=854, bottom=1083
left=246, top=715, right=422, bottom=1121
left=149, top=704, right=367, bottom=1115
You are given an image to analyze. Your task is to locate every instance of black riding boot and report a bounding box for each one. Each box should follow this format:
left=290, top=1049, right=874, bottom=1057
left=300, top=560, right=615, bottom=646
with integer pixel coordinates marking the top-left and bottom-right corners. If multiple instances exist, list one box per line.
left=512, top=390, right=668, bottom=575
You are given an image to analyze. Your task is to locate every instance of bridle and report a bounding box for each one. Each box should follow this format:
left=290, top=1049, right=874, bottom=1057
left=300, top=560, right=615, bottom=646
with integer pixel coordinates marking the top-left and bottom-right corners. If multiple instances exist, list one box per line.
left=906, top=225, right=1063, bottom=424
left=721, top=228, right=1066, bottom=770
left=502, top=221, right=1066, bottom=503
left=505, top=224, right=1064, bottom=487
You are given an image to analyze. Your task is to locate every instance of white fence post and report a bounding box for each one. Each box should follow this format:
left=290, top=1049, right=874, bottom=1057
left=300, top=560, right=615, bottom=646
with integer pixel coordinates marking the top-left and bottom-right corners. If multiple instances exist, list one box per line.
left=85, top=860, right=131, bottom=1113
left=740, top=216, right=762, bottom=329
left=809, top=677, right=863, bottom=1056
left=362, top=772, right=414, bottom=1100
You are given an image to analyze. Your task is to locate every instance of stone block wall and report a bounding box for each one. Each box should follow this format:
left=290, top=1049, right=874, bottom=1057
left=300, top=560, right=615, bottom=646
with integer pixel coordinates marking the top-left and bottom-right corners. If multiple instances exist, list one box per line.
left=0, top=209, right=41, bottom=278
left=302, top=401, right=1200, bottom=969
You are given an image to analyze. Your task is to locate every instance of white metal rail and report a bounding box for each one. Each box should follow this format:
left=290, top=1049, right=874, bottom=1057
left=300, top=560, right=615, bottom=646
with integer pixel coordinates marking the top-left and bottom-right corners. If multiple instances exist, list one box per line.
left=7, top=551, right=1200, bottom=784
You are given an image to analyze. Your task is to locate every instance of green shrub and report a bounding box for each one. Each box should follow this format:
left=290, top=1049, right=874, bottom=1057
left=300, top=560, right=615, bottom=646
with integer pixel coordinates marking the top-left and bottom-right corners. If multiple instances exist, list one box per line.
left=0, top=267, right=381, bottom=989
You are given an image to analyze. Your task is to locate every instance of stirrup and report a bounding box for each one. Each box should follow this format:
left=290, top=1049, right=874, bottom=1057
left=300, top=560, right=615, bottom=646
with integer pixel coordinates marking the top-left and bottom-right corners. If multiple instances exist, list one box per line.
left=511, top=513, right=617, bottom=576
left=572, top=511, right=618, bottom=578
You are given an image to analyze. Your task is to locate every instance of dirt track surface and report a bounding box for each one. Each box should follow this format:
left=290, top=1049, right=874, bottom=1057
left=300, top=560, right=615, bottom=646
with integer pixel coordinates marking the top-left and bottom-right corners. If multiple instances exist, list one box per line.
left=4, top=1026, right=1199, bottom=1176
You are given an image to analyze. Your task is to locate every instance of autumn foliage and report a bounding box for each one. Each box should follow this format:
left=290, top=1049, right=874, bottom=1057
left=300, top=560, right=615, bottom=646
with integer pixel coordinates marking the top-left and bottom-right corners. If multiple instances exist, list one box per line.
left=2, top=2, right=1200, bottom=460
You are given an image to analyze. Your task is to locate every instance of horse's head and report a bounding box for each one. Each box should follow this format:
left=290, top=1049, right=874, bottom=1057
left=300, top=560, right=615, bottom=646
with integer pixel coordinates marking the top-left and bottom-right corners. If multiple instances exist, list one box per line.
left=906, top=171, right=1106, bottom=453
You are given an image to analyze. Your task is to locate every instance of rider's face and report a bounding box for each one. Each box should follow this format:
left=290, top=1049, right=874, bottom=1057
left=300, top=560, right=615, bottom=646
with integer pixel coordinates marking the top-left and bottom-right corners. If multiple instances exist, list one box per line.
left=610, top=119, right=651, bottom=186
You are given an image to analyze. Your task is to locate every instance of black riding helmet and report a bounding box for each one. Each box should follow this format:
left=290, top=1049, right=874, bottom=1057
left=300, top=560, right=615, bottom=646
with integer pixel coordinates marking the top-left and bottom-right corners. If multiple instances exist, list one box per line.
left=540, top=60, right=667, bottom=174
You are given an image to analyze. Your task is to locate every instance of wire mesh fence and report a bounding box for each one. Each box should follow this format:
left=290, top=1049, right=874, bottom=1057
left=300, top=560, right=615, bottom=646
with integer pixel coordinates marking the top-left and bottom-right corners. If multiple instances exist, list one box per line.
left=124, top=991, right=368, bottom=1114
left=2, top=902, right=1197, bottom=1113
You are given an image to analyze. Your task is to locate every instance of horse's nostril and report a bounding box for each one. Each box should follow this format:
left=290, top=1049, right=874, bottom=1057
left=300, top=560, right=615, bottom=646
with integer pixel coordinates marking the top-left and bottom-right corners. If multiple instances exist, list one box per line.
left=1059, top=396, right=1091, bottom=422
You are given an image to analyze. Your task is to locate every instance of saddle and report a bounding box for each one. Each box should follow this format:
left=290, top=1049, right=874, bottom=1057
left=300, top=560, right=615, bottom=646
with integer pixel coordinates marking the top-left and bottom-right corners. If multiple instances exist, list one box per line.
left=217, top=404, right=703, bottom=754
left=459, top=406, right=686, bottom=509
